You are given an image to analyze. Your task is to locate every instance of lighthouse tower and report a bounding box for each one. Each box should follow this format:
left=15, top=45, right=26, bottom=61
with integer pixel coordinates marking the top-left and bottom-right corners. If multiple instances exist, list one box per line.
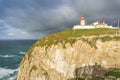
left=80, top=16, right=85, bottom=26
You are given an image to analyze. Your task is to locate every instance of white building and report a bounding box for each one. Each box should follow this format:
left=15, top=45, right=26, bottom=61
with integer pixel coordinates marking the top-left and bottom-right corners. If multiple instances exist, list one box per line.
left=73, top=16, right=115, bottom=30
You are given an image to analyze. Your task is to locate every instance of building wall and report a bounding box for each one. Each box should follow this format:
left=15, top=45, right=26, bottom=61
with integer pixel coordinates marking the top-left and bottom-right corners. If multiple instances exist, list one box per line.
left=73, top=25, right=116, bottom=29
left=73, top=25, right=95, bottom=29
left=81, top=20, right=85, bottom=26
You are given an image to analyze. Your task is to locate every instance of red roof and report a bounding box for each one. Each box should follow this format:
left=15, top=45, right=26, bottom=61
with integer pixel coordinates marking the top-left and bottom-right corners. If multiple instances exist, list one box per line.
left=98, top=22, right=105, bottom=25
left=81, top=16, right=85, bottom=20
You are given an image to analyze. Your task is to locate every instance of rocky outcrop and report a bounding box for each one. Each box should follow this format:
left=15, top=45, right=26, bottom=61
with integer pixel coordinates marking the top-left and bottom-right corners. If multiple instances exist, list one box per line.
left=17, top=32, right=120, bottom=80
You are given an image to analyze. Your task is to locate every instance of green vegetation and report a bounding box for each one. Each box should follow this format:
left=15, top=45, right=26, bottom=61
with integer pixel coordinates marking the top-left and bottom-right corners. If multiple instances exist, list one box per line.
left=104, top=69, right=120, bottom=78
left=35, top=28, right=120, bottom=48
left=29, top=65, right=37, bottom=75
left=88, top=37, right=98, bottom=48
left=113, top=36, right=120, bottom=40
left=67, top=78, right=85, bottom=80
left=59, top=28, right=118, bottom=37
left=65, top=39, right=76, bottom=46
left=100, top=36, right=112, bottom=42
left=100, top=36, right=120, bottom=42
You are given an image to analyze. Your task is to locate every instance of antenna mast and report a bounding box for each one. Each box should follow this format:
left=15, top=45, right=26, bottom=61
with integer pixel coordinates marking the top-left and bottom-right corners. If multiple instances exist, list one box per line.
left=118, top=18, right=119, bottom=29
left=118, top=18, right=120, bottom=34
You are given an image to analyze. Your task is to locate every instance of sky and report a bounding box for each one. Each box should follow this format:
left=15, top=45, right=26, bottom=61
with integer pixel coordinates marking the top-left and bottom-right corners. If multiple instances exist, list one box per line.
left=0, top=0, right=120, bottom=39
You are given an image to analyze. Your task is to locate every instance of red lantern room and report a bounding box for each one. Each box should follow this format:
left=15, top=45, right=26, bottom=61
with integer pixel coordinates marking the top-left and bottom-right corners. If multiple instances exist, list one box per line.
left=80, top=16, right=85, bottom=26
left=81, top=16, right=85, bottom=20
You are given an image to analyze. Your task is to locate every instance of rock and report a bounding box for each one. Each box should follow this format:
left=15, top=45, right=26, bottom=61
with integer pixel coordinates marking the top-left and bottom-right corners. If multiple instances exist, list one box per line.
left=17, top=29, right=120, bottom=80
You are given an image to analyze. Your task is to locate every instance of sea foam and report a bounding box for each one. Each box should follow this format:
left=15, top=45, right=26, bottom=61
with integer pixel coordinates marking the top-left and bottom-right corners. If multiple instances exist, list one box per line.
left=0, top=55, right=14, bottom=58
left=19, top=52, right=25, bottom=55
left=0, top=67, right=18, bottom=79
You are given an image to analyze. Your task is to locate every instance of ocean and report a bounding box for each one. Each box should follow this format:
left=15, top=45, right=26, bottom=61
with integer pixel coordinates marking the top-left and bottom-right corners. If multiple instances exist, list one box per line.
left=0, top=40, right=37, bottom=80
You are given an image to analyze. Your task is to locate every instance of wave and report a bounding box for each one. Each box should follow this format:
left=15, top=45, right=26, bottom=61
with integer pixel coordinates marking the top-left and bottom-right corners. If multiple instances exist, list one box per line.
left=0, top=67, right=18, bottom=79
left=0, top=71, right=17, bottom=80
left=0, top=55, right=14, bottom=58
left=8, top=76, right=17, bottom=80
left=19, top=52, right=26, bottom=55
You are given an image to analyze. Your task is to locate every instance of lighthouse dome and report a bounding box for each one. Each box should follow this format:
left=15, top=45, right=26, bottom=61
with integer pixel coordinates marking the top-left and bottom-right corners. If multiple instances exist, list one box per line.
left=81, top=16, right=85, bottom=20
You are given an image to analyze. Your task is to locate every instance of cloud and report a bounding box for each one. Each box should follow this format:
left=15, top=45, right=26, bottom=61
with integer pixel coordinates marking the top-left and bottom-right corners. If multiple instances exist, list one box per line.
left=0, top=20, right=8, bottom=31
left=0, top=19, right=40, bottom=39
left=3, top=3, right=78, bottom=33
left=0, top=0, right=120, bottom=39
left=8, top=33, right=15, bottom=36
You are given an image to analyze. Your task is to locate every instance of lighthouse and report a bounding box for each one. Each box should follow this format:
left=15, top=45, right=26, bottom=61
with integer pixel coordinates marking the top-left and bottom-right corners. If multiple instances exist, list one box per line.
left=73, top=16, right=115, bottom=30
left=80, top=16, right=85, bottom=26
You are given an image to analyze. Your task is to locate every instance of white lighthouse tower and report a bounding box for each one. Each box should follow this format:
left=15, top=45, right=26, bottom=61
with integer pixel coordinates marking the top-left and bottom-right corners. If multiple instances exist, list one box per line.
left=80, top=16, right=85, bottom=26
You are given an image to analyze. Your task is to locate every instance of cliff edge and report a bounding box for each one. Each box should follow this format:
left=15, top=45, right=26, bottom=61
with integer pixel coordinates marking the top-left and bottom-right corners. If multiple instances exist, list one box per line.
left=17, top=28, right=120, bottom=80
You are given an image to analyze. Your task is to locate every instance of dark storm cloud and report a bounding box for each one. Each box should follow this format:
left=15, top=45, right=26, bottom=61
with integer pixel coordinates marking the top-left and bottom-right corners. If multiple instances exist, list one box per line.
left=70, top=0, right=120, bottom=20
left=3, top=2, right=78, bottom=33
left=0, top=0, right=120, bottom=39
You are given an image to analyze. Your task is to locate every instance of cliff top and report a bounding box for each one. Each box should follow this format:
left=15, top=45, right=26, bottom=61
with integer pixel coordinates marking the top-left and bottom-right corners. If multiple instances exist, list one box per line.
left=35, top=28, right=120, bottom=48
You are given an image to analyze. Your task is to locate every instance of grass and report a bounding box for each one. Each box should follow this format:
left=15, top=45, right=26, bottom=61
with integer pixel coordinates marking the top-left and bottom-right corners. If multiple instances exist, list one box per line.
left=67, top=78, right=85, bottom=80
left=100, top=36, right=120, bottom=42
left=104, top=69, right=120, bottom=78
left=113, top=36, right=120, bottom=40
left=88, top=37, right=98, bottom=49
left=100, top=36, right=112, bottom=42
left=35, top=28, right=120, bottom=48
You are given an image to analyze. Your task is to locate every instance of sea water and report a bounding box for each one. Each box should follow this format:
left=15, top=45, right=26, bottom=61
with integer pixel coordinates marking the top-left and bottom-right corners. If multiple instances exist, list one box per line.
left=0, top=40, right=37, bottom=80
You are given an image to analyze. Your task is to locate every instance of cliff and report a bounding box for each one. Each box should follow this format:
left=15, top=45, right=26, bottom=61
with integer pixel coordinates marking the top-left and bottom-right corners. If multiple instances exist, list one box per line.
left=17, top=28, right=120, bottom=80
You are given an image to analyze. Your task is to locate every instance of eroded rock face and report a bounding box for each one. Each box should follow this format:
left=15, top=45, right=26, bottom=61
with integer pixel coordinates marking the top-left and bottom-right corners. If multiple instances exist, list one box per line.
left=17, top=38, right=120, bottom=80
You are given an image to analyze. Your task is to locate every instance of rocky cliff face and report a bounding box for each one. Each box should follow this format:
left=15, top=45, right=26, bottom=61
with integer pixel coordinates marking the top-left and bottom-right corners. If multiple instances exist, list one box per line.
left=17, top=29, right=120, bottom=80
